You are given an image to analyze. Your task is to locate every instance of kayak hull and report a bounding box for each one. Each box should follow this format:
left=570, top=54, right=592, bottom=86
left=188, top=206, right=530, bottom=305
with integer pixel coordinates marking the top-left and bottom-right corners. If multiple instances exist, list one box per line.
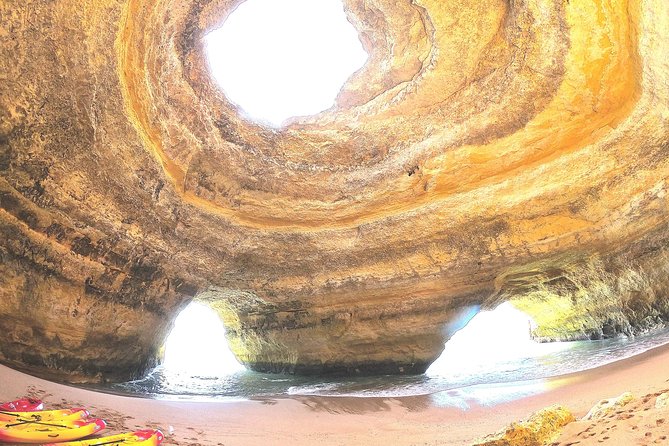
left=0, top=408, right=89, bottom=422
left=43, top=429, right=164, bottom=446
left=0, top=418, right=106, bottom=443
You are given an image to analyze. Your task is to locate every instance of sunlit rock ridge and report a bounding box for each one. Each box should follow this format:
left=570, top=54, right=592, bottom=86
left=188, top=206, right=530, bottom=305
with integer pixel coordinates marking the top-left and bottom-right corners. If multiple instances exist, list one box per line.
left=1, top=0, right=668, bottom=383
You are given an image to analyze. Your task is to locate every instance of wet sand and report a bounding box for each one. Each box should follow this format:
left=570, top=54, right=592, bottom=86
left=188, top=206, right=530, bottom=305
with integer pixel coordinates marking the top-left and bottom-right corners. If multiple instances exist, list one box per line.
left=1, top=343, right=669, bottom=446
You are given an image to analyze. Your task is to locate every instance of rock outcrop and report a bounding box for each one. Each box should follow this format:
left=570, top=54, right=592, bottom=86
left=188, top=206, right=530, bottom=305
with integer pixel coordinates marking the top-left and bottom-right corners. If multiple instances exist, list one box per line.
left=1, top=0, right=668, bottom=381
left=656, top=393, right=669, bottom=410
left=583, top=392, right=635, bottom=421
left=474, top=405, right=575, bottom=446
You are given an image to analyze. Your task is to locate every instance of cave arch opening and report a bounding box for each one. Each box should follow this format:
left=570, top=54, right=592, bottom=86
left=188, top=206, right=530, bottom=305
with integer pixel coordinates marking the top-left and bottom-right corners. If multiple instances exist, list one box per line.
left=162, top=301, right=245, bottom=377
left=203, top=0, right=368, bottom=127
left=426, top=302, right=568, bottom=378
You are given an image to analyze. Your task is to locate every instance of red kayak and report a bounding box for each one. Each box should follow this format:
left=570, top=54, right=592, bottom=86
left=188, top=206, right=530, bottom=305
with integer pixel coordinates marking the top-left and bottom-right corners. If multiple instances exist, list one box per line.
left=0, top=400, right=43, bottom=412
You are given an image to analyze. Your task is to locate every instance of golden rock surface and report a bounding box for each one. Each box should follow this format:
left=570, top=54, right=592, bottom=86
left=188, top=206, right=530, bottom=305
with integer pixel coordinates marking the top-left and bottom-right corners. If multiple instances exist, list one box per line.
left=474, top=404, right=575, bottom=446
left=1, top=0, right=668, bottom=381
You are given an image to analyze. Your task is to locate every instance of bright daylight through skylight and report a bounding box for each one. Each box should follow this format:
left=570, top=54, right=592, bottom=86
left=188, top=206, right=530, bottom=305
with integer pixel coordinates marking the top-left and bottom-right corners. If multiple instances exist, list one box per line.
left=204, top=0, right=368, bottom=127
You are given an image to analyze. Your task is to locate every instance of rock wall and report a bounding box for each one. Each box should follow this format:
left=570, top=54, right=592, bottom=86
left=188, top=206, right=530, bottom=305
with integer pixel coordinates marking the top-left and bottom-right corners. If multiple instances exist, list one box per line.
left=1, top=0, right=668, bottom=382
left=503, top=224, right=669, bottom=342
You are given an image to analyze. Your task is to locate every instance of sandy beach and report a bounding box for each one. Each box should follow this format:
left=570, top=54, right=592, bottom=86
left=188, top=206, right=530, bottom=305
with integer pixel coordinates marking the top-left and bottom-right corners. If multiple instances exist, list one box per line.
left=2, top=344, right=669, bottom=446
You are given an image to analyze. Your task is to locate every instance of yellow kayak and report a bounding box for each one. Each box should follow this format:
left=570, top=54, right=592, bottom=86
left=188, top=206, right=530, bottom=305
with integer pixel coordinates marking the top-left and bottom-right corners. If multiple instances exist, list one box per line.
left=0, top=407, right=89, bottom=422
left=44, top=429, right=164, bottom=446
left=0, top=417, right=105, bottom=443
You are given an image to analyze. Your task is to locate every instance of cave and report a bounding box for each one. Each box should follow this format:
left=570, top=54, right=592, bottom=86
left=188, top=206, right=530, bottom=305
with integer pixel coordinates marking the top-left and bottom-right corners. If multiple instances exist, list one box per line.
left=1, top=0, right=668, bottom=390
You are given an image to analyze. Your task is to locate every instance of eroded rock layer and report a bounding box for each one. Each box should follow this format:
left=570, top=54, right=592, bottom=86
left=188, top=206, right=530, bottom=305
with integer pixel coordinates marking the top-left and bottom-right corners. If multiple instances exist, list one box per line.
left=1, top=0, right=668, bottom=381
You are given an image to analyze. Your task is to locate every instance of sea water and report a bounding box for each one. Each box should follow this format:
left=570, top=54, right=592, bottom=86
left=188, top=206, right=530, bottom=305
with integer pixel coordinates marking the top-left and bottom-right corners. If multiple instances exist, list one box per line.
left=109, top=303, right=669, bottom=402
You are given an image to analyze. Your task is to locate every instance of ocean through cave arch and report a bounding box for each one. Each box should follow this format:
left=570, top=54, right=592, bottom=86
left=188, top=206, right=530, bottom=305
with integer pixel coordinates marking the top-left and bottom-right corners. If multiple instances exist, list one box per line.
left=161, top=301, right=245, bottom=377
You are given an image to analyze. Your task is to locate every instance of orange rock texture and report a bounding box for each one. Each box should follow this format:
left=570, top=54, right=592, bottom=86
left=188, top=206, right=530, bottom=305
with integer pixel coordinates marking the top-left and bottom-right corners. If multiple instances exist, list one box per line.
left=1, top=0, right=668, bottom=381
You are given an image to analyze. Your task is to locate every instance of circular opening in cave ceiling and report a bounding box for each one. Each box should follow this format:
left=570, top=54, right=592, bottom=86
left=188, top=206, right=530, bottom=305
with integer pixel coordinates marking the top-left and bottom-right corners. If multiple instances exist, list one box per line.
left=204, top=0, right=368, bottom=127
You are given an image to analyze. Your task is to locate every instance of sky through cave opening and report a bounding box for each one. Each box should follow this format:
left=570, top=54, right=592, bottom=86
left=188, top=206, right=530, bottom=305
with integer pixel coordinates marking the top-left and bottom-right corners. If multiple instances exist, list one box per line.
left=204, top=0, right=368, bottom=127
left=426, top=302, right=569, bottom=378
left=162, top=301, right=244, bottom=377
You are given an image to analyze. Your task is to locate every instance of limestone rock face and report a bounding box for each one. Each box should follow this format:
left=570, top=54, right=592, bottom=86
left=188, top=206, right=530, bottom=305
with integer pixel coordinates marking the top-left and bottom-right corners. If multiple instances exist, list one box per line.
left=1, top=0, right=668, bottom=381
